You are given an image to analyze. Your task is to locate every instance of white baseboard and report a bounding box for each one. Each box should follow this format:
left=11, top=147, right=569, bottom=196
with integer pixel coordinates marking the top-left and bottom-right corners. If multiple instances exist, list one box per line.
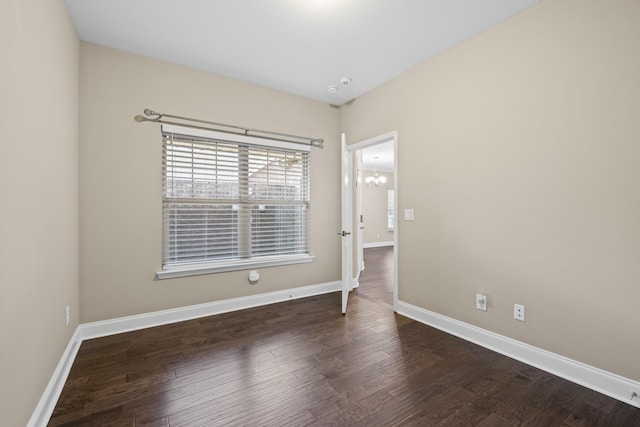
left=352, top=271, right=361, bottom=289
left=27, top=327, right=83, bottom=427
left=363, top=241, right=394, bottom=248
left=81, top=281, right=341, bottom=340
left=396, top=300, right=640, bottom=409
left=33, top=285, right=638, bottom=427
left=30, top=281, right=341, bottom=426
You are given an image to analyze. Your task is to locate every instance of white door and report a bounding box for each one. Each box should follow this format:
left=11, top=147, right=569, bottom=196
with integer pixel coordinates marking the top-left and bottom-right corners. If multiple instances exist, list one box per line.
left=340, top=133, right=353, bottom=314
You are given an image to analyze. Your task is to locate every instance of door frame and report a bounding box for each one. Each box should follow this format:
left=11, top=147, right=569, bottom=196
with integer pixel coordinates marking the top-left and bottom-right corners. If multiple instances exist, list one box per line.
left=346, top=131, right=398, bottom=310
left=355, top=150, right=364, bottom=278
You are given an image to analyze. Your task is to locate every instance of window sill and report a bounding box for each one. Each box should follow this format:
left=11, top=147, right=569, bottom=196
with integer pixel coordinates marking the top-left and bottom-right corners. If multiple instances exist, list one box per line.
left=156, top=254, right=316, bottom=280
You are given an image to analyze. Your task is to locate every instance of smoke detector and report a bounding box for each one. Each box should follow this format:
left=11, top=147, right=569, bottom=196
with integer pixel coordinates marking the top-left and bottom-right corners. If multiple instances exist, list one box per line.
left=340, top=77, right=352, bottom=87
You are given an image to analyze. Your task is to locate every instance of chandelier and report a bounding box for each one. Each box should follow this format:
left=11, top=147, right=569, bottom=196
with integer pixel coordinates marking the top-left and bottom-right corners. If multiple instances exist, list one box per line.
left=365, top=156, right=387, bottom=187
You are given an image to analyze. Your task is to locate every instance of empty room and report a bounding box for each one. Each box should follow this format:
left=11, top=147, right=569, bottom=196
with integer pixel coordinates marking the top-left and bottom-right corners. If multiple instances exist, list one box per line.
left=2, top=0, right=640, bottom=425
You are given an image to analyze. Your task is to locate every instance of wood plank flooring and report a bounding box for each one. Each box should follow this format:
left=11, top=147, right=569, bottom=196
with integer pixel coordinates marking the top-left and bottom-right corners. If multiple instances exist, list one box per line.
left=49, top=247, right=639, bottom=426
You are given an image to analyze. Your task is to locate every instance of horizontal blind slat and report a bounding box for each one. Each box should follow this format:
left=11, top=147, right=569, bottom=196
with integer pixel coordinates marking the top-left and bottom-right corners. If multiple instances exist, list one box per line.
left=162, top=130, right=310, bottom=268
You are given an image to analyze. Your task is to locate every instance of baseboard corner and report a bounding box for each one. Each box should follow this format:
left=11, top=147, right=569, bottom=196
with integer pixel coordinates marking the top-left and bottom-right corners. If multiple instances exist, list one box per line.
left=29, top=280, right=341, bottom=426
left=27, top=327, right=83, bottom=427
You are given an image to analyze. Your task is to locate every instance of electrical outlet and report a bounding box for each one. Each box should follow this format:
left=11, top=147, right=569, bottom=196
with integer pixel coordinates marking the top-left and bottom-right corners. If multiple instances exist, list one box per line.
left=514, top=304, right=526, bottom=321
left=476, top=293, right=487, bottom=311
left=65, top=305, right=70, bottom=326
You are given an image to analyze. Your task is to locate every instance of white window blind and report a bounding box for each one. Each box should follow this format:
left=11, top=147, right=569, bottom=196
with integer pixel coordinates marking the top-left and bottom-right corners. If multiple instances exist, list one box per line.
left=161, top=125, right=311, bottom=272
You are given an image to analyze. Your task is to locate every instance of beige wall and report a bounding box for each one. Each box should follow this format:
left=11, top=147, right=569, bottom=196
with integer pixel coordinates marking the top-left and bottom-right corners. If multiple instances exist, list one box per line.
left=79, top=43, right=341, bottom=322
left=0, top=1, right=79, bottom=425
left=342, top=0, right=640, bottom=381
left=4, top=2, right=640, bottom=422
left=361, top=171, right=394, bottom=244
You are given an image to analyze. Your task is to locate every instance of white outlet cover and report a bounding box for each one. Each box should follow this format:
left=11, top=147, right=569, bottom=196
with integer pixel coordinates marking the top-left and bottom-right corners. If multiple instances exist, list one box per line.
left=514, top=304, right=526, bottom=321
left=476, top=293, right=487, bottom=311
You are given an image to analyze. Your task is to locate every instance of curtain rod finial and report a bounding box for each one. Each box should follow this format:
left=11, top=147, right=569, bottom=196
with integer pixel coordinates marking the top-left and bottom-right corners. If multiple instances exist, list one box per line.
left=144, top=109, right=161, bottom=117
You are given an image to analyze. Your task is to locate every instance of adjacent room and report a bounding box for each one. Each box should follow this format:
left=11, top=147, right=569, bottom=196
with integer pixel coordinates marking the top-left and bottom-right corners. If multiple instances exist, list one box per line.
left=2, top=0, right=639, bottom=425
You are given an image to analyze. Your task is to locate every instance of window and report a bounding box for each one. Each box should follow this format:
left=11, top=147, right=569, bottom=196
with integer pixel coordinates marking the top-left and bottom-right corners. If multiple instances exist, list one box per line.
left=157, top=125, right=313, bottom=279
left=387, top=189, right=394, bottom=229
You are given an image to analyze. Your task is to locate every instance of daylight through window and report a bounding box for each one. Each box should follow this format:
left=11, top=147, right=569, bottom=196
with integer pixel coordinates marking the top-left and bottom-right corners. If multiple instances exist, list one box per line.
left=161, top=125, right=311, bottom=274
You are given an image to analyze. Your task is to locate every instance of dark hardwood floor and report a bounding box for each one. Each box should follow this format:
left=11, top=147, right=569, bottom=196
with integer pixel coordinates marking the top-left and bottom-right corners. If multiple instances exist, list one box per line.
left=49, top=247, right=639, bottom=426
left=354, top=246, right=394, bottom=308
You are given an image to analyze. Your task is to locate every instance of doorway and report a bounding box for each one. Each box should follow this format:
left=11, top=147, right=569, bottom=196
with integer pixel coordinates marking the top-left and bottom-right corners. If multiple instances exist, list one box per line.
left=346, top=131, right=398, bottom=310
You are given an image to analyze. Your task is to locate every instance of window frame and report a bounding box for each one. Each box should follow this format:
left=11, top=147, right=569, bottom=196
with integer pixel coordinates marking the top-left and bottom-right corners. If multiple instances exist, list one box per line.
left=387, top=189, right=395, bottom=231
left=156, top=124, right=314, bottom=280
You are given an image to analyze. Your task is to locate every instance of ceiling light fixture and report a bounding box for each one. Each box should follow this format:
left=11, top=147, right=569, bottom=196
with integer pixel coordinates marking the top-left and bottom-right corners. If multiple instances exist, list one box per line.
left=365, top=156, right=387, bottom=187
left=328, top=77, right=352, bottom=95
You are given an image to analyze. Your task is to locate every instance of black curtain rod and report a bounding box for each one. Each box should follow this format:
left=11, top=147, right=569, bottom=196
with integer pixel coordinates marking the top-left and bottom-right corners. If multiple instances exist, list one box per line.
left=134, top=109, right=324, bottom=149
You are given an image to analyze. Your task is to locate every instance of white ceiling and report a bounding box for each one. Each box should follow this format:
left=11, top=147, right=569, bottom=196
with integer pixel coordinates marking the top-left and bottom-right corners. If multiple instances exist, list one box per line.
left=65, top=0, right=539, bottom=106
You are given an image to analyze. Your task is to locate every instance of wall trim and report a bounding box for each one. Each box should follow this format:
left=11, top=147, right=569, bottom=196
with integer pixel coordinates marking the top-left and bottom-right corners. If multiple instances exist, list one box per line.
left=363, top=241, right=394, bottom=248
left=352, top=270, right=362, bottom=289
left=27, top=327, right=83, bottom=427
left=33, top=285, right=638, bottom=426
left=80, top=281, right=341, bottom=340
left=30, top=281, right=341, bottom=425
left=396, top=300, right=640, bottom=409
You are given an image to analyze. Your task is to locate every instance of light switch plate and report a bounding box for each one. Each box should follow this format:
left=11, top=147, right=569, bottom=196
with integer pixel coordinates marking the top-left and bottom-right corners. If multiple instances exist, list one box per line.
left=404, top=209, right=415, bottom=221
